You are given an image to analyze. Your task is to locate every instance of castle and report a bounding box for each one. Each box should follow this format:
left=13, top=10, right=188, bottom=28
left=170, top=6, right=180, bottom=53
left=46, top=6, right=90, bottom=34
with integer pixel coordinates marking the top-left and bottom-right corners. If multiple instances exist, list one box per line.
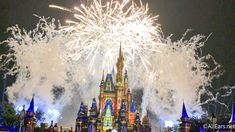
left=17, top=47, right=235, bottom=132
left=22, top=46, right=151, bottom=132
left=74, top=47, right=151, bottom=131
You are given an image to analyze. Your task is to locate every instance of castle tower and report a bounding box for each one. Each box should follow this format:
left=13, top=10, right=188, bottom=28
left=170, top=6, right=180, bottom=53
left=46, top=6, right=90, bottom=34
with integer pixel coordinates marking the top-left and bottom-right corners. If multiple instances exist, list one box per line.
left=115, top=46, right=125, bottom=117
left=89, top=98, right=98, bottom=131
left=128, top=100, right=136, bottom=124
left=229, top=104, right=235, bottom=132
left=124, top=70, right=128, bottom=94
left=75, top=102, right=88, bottom=132
left=126, top=89, right=131, bottom=119
left=116, top=45, right=124, bottom=83
left=118, top=100, right=127, bottom=132
left=24, top=96, right=36, bottom=132
left=99, top=72, right=105, bottom=112
left=178, top=102, right=191, bottom=132
left=134, top=112, right=142, bottom=132
left=97, top=112, right=102, bottom=132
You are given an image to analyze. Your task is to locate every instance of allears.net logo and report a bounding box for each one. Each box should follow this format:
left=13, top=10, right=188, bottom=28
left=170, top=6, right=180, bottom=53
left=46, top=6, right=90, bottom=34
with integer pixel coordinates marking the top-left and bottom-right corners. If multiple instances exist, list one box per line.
left=203, top=124, right=235, bottom=130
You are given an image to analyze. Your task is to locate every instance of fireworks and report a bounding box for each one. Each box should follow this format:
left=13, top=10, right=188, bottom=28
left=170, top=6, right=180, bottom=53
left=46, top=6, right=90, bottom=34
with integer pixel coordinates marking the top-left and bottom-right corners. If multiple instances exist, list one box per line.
left=49, top=0, right=163, bottom=70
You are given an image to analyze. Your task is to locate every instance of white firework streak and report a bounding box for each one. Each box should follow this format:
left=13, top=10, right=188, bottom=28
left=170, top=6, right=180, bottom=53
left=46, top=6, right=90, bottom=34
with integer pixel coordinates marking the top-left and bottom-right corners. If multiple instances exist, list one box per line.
left=49, top=0, right=163, bottom=70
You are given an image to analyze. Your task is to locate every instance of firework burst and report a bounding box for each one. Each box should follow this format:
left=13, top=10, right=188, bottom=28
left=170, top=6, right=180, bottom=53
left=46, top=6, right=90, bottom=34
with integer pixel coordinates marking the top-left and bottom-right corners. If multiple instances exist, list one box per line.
left=50, top=0, right=163, bottom=70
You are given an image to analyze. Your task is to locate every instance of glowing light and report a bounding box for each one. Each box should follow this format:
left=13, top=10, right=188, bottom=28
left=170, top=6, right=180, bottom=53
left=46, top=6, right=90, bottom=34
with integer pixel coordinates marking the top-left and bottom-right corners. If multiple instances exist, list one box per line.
left=45, top=108, right=61, bottom=121
left=164, top=120, right=174, bottom=128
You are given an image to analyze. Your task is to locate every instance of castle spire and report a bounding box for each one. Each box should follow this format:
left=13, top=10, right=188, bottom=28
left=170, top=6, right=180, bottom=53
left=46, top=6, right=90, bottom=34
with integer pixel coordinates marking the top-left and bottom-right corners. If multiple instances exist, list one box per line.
left=229, top=104, right=235, bottom=123
left=102, top=70, right=104, bottom=81
left=116, top=44, right=124, bottom=83
left=181, top=101, right=189, bottom=119
left=100, top=70, right=105, bottom=86
left=24, top=95, right=36, bottom=132
left=76, top=102, right=89, bottom=131
left=89, top=98, right=98, bottom=129
left=27, top=96, right=34, bottom=113
left=124, top=69, right=128, bottom=83
left=118, top=100, right=127, bottom=132
left=119, top=44, right=122, bottom=57
left=178, top=101, right=191, bottom=132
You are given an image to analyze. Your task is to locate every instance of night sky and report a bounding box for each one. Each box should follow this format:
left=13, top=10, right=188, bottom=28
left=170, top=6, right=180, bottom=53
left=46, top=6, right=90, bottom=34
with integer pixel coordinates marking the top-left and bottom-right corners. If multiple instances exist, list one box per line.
left=0, top=0, right=235, bottom=115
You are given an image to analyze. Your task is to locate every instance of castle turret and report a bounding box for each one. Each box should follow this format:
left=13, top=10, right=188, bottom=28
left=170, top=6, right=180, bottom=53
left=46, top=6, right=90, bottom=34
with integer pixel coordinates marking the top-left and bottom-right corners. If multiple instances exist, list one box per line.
left=126, top=89, right=131, bottom=117
left=129, top=100, right=136, bottom=124
left=134, top=112, right=142, bottom=132
left=89, top=98, right=98, bottom=131
left=178, top=102, right=191, bottom=132
left=115, top=46, right=125, bottom=117
left=118, top=100, right=127, bottom=132
left=97, top=110, right=102, bottom=132
left=24, top=96, right=36, bottom=132
left=116, top=45, right=124, bottom=83
left=99, top=71, right=105, bottom=112
left=124, top=70, right=128, bottom=94
left=76, top=102, right=88, bottom=132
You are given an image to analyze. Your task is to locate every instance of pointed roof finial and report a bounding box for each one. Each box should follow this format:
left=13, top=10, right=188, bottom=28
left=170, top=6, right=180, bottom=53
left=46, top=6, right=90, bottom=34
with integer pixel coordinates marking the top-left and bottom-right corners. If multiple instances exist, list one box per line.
left=112, top=66, right=115, bottom=75
left=102, top=70, right=104, bottom=81
left=124, top=69, right=128, bottom=78
left=229, top=104, right=235, bottom=123
left=181, top=101, right=189, bottom=118
left=27, top=96, right=34, bottom=113
left=91, top=98, right=97, bottom=110
left=119, top=43, right=122, bottom=56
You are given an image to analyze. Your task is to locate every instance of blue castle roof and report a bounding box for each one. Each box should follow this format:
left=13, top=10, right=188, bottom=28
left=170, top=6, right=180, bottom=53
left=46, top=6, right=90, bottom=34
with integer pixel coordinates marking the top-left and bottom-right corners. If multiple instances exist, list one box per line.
left=91, top=98, right=97, bottom=110
left=229, top=104, right=235, bottom=123
left=27, top=97, right=34, bottom=113
left=181, top=102, right=189, bottom=119
left=78, top=102, right=85, bottom=115
left=104, top=74, right=115, bottom=92
left=130, top=100, right=136, bottom=113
